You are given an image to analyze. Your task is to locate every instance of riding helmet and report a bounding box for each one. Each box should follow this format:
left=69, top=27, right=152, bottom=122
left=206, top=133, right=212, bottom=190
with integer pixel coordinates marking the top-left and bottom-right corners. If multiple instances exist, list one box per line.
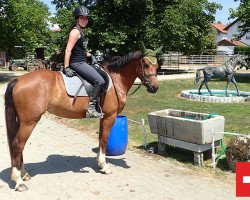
left=73, top=6, right=90, bottom=19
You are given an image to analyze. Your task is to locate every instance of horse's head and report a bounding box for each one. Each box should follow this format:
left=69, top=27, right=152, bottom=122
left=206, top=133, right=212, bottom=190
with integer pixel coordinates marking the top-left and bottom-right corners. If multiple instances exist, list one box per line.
left=137, top=44, right=163, bottom=93
left=238, top=55, right=248, bottom=67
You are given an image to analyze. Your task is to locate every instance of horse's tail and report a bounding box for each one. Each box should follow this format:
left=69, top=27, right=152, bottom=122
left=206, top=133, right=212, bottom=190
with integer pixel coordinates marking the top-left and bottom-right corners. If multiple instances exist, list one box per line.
left=194, top=68, right=202, bottom=84
left=5, top=78, right=19, bottom=155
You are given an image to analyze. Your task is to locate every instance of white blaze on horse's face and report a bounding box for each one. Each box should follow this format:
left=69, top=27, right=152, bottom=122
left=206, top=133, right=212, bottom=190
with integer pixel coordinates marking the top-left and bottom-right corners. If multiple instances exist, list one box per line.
left=140, top=56, right=159, bottom=93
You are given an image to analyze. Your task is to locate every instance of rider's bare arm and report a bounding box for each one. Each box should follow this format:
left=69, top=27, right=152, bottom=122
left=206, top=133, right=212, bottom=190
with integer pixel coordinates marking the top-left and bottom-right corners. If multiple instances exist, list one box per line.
left=64, top=29, right=80, bottom=68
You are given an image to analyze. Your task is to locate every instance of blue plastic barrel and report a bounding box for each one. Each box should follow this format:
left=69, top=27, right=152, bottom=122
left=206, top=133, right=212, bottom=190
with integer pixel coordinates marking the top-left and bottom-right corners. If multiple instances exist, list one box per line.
left=106, top=115, right=128, bottom=156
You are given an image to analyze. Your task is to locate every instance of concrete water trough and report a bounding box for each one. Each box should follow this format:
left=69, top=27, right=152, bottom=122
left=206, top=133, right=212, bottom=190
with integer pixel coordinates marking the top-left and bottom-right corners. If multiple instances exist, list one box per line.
left=148, top=109, right=225, bottom=164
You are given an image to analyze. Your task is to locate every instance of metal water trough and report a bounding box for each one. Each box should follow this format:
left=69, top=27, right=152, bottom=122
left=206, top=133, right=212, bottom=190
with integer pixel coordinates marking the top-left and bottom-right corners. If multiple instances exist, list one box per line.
left=148, top=109, right=225, bottom=165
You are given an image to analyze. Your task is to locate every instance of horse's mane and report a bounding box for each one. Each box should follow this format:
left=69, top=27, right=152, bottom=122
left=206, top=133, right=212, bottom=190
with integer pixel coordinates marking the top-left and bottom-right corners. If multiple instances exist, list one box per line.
left=107, top=51, right=143, bottom=71
left=225, top=55, right=241, bottom=66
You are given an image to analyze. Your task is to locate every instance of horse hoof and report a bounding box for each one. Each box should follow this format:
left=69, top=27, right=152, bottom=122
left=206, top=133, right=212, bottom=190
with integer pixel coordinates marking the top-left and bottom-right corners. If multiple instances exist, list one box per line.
left=15, top=183, right=28, bottom=192
left=101, top=168, right=112, bottom=174
left=22, top=173, right=31, bottom=181
left=100, top=166, right=112, bottom=174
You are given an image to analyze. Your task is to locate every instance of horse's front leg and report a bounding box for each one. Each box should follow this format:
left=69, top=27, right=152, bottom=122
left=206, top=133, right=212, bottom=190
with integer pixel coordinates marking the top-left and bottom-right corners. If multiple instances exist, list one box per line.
left=97, top=115, right=116, bottom=174
left=198, top=80, right=205, bottom=95
left=231, top=76, right=240, bottom=96
left=204, top=79, right=213, bottom=96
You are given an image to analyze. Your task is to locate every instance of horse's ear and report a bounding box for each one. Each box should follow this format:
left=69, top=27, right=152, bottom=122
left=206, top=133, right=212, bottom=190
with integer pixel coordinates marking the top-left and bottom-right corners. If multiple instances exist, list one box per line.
left=140, top=42, right=147, bottom=54
left=155, top=46, right=163, bottom=55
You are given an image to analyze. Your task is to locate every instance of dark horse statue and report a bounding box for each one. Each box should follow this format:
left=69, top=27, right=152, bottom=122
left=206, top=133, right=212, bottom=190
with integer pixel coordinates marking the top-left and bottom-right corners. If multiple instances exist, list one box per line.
left=4, top=45, right=162, bottom=191
left=194, top=55, right=248, bottom=96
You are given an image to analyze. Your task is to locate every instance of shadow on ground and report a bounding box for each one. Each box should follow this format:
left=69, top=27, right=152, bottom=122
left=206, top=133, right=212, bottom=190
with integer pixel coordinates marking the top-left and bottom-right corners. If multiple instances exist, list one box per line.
left=216, top=157, right=231, bottom=172
left=137, top=141, right=232, bottom=171
left=137, top=141, right=194, bottom=164
left=0, top=72, right=18, bottom=83
left=0, top=153, right=130, bottom=189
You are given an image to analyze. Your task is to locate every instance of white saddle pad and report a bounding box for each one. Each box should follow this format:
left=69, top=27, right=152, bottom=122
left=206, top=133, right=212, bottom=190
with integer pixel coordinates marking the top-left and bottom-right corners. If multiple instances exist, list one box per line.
left=60, top=71, right=112, bottom=97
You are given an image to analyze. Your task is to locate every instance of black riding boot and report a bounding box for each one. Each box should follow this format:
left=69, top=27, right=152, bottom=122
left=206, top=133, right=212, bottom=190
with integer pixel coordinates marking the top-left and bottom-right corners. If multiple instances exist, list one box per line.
left=86, top=85, right=103, bottom=118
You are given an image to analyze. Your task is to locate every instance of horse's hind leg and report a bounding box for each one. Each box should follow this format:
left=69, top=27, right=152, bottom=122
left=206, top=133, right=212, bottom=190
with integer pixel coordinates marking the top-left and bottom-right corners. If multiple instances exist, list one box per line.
left=231, top=76, right=240, bottom=96
left=11, top=120, right=39, bottom=191
left=20, top=154, right=31, bottom=181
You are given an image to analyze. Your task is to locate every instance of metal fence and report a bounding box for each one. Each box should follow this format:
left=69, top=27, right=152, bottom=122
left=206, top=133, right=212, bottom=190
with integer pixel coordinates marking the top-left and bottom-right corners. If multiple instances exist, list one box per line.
left=183, top=55, right=231, bottom=65
left=160, top=54, right=232, bottom=70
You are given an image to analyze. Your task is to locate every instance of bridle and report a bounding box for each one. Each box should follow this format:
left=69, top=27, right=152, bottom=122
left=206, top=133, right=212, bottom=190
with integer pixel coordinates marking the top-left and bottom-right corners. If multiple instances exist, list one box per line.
left=137, top=56, right=158, bottom=85
left=130, top=56, right=158, bottom=95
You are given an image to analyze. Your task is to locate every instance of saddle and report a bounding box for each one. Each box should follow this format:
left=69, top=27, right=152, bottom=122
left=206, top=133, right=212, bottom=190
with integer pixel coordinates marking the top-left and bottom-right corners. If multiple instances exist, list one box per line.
left=61, top=65, right=112, bottom=99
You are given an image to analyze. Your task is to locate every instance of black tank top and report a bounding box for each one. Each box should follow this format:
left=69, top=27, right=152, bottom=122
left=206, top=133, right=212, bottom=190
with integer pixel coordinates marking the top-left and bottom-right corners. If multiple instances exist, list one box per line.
left=69, top=28, right=88, bottom=64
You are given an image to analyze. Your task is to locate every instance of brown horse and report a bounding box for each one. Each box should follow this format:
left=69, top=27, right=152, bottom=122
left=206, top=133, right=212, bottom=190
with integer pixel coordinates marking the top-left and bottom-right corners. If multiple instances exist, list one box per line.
left=5, top=46, right=162, bottom=191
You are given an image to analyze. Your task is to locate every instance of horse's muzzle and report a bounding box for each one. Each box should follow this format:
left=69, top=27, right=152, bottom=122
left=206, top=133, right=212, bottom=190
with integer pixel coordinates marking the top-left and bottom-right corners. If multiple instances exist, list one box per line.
left=147, top=85, right=158, bottom=93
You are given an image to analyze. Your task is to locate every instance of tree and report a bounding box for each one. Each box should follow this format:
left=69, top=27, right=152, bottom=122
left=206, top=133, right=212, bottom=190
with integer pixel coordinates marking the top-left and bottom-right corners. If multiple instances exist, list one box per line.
left=0, top=0, right=50, bottom=58
left=156, top=0, right=220, bottom=54
left=230, top=0, right=250, bottom=38
left=51, top=0, right=221, bottom=55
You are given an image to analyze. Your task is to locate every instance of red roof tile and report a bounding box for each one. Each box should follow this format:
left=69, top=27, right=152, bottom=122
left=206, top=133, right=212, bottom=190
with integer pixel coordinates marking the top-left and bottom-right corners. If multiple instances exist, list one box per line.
left=212, top=19, right=240, bottom=33
left=212, top=23, right=228, bottom=33
left=218, top=39, right=248, bottom=46
left=224, top=19, right=239, bottom=30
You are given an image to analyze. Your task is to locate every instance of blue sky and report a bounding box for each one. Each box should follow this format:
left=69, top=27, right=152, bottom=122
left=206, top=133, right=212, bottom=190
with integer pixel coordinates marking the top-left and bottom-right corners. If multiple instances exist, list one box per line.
left=43, top=0, right=240, bottom=24
left=43, top=0, right=56, bottom=14
left=208, top=0, right=240, bottom=24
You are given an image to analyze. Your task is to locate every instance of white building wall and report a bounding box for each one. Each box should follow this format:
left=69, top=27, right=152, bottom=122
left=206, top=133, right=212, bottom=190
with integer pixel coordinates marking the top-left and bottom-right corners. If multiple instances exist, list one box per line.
left=217, top=46, right=234, bottom=55
left=216, top=32, right=227, bottom=43
left=240, top=33, right=250, bottom=45
left=226, top=21, right=240, bottom=39
left=222, top=21, right=250, bottom=45
left=214, top=21, right=250, bottom=46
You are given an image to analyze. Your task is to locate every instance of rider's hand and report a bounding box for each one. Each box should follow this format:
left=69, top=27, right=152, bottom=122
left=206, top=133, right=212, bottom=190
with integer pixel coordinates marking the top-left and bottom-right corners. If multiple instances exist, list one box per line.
left=91, top=55, right=98, bottom=65
left=63, top=67, right=74, bottom=77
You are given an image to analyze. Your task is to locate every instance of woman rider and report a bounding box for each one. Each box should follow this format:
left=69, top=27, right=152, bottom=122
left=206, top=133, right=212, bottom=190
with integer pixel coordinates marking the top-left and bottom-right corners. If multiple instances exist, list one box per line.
left=63, top=6, right=105, bottom=118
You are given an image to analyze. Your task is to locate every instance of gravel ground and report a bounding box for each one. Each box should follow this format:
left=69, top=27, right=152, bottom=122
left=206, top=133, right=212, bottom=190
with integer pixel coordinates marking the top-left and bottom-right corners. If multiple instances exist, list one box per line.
left=0, top=71, right=237, bottom=200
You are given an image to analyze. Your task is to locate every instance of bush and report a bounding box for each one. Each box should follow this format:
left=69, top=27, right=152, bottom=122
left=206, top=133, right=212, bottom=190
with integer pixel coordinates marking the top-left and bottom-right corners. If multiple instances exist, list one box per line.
left=226, top=136, right=250, bottom=172
left=234, top=46, right=250, bottom=55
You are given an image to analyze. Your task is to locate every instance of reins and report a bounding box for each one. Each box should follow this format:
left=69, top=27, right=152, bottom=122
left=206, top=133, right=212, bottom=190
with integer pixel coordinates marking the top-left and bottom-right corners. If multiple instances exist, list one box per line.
left=129, top=83, right=142, bottom=95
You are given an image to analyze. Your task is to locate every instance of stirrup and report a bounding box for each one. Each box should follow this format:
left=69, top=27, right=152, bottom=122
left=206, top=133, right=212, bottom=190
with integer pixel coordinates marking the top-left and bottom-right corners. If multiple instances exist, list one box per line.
left=86, top=105, right=104, bottom=118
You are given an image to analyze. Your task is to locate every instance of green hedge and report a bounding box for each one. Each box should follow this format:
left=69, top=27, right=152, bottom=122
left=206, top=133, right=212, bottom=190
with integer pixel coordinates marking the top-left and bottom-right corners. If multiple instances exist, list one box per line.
left=234, top=46, right=250, bottom=55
